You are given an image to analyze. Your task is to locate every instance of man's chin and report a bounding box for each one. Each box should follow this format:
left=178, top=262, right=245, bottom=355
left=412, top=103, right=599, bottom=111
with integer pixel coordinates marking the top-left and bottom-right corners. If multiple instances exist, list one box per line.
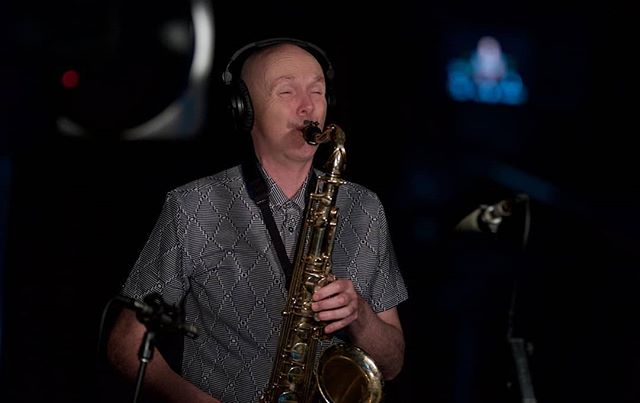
left=293, top=144, right=318, bottom=162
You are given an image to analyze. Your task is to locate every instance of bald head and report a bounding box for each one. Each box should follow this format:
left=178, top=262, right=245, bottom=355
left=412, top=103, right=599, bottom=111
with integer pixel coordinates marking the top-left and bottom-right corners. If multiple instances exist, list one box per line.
left=240, top=43, right=326, bottom=105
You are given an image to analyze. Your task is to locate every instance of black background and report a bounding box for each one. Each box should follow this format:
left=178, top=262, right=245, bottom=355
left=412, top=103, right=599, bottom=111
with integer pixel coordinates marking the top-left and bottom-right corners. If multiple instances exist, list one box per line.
left=1, top=1, right=638, bottom=402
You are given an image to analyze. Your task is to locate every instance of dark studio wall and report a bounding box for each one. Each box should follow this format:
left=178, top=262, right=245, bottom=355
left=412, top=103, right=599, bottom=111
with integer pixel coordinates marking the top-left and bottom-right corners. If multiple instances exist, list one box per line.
left=1, top=1, right=638, bottom=402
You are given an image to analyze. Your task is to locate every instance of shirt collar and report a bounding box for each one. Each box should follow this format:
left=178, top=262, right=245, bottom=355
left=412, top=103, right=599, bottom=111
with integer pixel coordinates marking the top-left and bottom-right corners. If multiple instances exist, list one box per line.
left=258, top=165, right=312, bottom=211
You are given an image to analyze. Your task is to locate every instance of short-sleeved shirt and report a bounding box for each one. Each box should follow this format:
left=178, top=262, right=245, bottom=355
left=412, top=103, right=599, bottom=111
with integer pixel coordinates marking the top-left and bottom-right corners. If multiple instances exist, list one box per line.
left=120, top=164, right=408, bottom=403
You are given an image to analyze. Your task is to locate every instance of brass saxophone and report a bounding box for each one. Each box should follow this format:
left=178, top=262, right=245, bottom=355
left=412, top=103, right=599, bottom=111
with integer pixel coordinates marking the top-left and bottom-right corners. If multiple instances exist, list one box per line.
left=260, top=121, right=383, bottom=403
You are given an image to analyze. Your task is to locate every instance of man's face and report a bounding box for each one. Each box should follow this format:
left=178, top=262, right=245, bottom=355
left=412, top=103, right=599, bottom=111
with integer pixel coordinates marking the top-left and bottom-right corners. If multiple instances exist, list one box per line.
left=243, top=44, right=328, bottom=165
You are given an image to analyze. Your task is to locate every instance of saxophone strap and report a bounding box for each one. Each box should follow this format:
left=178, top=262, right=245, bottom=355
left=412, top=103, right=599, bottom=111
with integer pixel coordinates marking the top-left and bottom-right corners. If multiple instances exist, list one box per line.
left=241, top=159, right=316, bottom=290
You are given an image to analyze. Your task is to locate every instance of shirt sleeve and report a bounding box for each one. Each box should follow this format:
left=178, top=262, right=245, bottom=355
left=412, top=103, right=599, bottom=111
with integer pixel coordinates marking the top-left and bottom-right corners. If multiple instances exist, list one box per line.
left=367, top=201, right=409, bottom=313
left=120, top=190, right=189, bottom=307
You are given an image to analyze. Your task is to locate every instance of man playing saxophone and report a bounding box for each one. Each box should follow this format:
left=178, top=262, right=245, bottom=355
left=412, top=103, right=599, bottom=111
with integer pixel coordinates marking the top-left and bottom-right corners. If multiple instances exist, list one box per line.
left=106, top=37, right=408, bottom=403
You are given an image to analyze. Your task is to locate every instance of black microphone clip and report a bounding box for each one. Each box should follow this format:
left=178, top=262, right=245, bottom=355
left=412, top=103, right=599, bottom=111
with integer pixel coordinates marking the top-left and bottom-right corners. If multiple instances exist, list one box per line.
left=455, top=193, right=529, bottom=234
left=114, top=293, right=198, bottom=338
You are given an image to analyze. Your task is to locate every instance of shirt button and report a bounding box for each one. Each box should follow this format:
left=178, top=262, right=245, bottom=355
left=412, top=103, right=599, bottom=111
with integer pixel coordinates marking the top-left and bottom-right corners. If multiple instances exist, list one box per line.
left=288, top=226, right=294, bottom=233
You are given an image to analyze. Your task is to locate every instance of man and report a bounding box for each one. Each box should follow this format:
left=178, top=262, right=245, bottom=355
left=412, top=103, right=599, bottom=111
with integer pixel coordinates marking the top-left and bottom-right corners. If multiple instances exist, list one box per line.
left=107, top=39, right=408, bottom=403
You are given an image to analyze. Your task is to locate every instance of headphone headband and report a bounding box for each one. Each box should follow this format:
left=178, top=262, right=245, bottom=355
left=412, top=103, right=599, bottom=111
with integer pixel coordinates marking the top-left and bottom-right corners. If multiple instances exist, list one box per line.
left=221, top=37, right=334, bottom=85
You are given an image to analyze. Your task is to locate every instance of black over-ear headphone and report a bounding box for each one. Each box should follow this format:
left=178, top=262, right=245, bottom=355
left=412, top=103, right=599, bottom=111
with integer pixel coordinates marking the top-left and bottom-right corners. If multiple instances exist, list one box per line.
left=221, top=37, right=335, bottom=133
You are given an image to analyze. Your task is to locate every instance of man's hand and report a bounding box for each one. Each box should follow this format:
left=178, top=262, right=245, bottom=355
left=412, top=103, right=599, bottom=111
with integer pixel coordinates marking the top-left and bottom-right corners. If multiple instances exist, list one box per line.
left=311, top=278, right=362, bottom=334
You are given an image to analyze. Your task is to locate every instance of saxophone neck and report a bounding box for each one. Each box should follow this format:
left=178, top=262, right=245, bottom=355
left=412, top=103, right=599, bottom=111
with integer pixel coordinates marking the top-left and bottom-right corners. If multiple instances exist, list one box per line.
left=302, top=120, right=347, bottom=178
left=325, top=125, right=346, bottom=178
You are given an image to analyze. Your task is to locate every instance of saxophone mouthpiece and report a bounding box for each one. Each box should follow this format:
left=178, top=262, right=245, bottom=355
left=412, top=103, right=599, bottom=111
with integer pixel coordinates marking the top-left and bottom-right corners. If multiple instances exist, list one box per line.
left=302, top=120, right=322, bottom=145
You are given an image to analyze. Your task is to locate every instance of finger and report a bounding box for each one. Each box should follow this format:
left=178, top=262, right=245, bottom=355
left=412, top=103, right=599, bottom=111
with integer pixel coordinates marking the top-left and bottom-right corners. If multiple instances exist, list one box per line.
left=314, top=273, right=336, bottom=293
left=314, top=303, right=355, bottom=322
left=312, top=292, right=349, bottom=312
left=313, top=278, right=349, bottom=301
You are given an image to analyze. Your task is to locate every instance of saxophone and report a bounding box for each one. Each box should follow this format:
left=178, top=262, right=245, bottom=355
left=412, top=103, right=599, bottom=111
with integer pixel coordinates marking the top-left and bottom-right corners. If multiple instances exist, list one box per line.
left=260, top=121, right=383, bottom=403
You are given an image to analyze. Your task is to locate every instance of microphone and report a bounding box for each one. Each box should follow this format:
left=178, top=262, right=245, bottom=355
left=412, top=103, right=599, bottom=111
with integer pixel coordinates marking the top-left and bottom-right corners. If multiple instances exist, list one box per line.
left=113, top=294, right=155, bottom=316
left=455, top=193, right=529, bottom=234
left=113, top=293, right=198, bottom=338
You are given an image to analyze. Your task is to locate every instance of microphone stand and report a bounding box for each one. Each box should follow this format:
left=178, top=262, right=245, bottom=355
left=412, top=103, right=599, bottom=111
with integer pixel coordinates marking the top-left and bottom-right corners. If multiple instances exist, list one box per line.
left=506, top=196, right=536, bottom=403
left=134, top=328, right=157, bottom=403
left=126, top=292, right=198, bottom=403
left=454, top=194, right=535, bottom=402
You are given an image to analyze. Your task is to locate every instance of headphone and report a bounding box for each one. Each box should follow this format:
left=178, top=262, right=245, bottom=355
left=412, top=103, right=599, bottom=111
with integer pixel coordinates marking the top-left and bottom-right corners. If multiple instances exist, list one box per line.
left=221, top=37, right=336, bottom=133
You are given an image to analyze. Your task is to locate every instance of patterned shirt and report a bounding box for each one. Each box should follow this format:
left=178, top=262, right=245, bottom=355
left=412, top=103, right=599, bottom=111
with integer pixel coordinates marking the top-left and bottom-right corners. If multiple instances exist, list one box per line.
left=120, top=164, right=408, bottom=403
left=259, top=165, right=308, bottom=261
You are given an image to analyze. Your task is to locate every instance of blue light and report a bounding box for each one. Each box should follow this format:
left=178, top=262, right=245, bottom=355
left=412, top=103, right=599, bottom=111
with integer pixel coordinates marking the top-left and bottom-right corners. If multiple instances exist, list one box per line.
left=477, top=81, right=502, bottom=104
left=501, top=73, right=528, bottom=105
left=446, top=35, right=528, bottom=105
left=448, top=69, right=475, bottom=101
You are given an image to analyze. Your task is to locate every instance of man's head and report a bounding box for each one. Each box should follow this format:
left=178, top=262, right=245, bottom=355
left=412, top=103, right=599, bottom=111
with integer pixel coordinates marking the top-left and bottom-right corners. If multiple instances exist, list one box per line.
left=222, top=38, right=335, bottom=134
left=222, top=38, right=336, bottom=168
left=243, top=43, right=326, bottom=162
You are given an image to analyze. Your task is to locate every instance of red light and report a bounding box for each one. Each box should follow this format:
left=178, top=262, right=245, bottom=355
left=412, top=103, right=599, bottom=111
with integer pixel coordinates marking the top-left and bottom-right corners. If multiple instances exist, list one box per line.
left=61, top=70, right=79, bottom=89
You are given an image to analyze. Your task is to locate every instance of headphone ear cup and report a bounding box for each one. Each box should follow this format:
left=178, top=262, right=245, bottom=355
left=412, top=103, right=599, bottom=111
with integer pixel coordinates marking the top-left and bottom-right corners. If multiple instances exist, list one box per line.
left=228, top=79, right=254, bottom=133
left=326, top=92, right=336, bottom=111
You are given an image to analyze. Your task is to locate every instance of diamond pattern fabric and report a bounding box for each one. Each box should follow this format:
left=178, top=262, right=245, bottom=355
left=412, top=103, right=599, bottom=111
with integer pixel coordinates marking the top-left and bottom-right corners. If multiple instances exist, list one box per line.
left=120, top=164, right=408, bottom=402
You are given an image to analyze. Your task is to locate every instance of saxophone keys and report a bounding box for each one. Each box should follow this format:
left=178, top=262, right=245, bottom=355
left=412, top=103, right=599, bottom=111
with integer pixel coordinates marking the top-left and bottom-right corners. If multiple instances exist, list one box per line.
left=316, top=273, right=336, bottom=288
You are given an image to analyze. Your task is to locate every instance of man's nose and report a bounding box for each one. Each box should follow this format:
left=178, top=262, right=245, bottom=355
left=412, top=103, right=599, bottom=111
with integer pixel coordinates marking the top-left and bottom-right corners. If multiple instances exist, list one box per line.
left=297, top=92, right=315, bottom=115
